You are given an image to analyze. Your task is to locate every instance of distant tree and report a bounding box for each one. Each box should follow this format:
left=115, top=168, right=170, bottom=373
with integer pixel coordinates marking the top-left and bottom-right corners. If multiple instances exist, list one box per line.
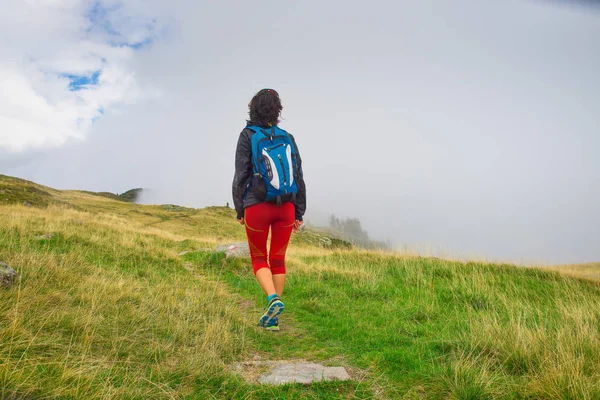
left=326, top=213, right=390, bottom=250
left=329, top=214, right=342, bottom=231
left=341, top=218, right=369, bottom=242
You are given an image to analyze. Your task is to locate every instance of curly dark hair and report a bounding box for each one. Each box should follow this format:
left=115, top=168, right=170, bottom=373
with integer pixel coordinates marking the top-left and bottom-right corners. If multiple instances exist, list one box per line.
left=248, top=89, right=283, bottom=127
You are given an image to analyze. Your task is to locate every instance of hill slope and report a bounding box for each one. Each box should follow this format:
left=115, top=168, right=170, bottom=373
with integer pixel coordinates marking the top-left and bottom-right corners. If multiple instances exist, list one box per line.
left=1, top=175, right=599, bottom=399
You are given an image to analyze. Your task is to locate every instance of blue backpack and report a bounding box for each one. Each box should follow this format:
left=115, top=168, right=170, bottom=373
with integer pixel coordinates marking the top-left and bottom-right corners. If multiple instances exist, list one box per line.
left=247, top=125, right=298, bottom=202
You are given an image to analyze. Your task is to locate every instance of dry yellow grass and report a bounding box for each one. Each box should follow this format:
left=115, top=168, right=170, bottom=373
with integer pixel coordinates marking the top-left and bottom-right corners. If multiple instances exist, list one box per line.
left=0, top=203, right=252, bottom=398
left=540, top=262, right=600, bottom=282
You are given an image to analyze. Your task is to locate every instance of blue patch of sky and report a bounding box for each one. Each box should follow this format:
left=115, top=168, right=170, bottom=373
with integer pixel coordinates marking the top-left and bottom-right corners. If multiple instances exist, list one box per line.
left=86, top=1, right=156, bottom=50
left=91, top=108, right=104, bottom=123
left=86, top=2, right=120, bottom=37
left=62, top=70, right=101, bottom=91
left=112, top=37, right=153, bottom=50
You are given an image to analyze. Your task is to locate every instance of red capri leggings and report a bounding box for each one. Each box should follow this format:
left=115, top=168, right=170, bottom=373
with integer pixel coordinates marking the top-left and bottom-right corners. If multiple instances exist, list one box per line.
left=244, top=201, right=295, bottom=275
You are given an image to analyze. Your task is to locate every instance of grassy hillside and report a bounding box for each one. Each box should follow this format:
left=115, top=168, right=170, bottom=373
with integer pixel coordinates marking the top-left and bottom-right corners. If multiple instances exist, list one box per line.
left=1, top=175, right=599, bottom=399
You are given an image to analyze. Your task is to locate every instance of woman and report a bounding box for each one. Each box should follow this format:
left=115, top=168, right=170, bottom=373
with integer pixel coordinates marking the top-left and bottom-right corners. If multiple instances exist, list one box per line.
left=232, top=89, right=306, bottom=331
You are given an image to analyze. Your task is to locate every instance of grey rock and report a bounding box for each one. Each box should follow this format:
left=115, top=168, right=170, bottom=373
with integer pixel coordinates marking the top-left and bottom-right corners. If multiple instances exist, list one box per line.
left=36, top=233, right=55, bottom=240
left=23, top=201, right=32, bottom=207
left=258, top=362, right=351, bottom=385
left=0, top=262, right=18, bottom=288
left=216, top=242, right=250, bottom=259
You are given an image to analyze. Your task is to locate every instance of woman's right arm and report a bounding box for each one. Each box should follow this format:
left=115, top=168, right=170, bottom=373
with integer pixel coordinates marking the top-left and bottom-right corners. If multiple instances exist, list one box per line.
left=232, top=130, right=252, bottom=220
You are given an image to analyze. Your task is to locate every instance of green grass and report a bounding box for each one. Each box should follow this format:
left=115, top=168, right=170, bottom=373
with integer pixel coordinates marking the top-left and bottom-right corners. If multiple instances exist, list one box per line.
left=1, top=174, right=600, bottom=399
left=200, top=252, right=600, bottom=398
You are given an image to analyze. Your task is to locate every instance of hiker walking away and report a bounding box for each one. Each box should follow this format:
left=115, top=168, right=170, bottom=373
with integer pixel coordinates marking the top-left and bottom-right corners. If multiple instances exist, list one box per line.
left=232, top=89, right=307, bottom=331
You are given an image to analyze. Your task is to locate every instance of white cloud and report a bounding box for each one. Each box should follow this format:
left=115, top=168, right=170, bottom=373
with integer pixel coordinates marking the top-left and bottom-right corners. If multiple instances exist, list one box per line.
left=0, top=0, right=162, bottom=152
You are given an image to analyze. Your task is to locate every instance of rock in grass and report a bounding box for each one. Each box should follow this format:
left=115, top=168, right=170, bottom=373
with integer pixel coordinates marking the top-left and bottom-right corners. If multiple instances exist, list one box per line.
left=36, top=233, right=55, bottom=240
left=216, top=242, right=250, bottom=258
left=23, top=201, right=32, bottom=207
left=0, top=262, right=18, bottom=288
left=258, top=362, right=351, bottom=385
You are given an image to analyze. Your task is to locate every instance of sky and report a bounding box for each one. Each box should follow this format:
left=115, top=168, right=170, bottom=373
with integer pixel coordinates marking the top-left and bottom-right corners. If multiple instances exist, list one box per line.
left=1, top=0, right=599, bottom=265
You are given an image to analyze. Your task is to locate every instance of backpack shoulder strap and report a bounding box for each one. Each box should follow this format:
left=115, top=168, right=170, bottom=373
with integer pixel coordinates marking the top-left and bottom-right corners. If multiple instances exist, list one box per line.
left=272, top=126, right=297, bottom=155
left=246, top=126, right=266, bottom=174
left=272, top=125, right=287, bottom=137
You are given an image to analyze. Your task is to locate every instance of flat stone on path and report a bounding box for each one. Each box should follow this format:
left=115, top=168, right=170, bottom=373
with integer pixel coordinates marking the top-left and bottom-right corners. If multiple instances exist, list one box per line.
left=259, top=362, right=350, bottom=385
left=232, top=361, right=351, bottom=385
left=216, top=242, right=250, bottom=259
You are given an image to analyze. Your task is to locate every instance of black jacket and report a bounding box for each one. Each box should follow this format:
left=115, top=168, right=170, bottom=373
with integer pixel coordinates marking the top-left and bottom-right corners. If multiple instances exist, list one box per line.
left=232, top=124, right=306, bottom=221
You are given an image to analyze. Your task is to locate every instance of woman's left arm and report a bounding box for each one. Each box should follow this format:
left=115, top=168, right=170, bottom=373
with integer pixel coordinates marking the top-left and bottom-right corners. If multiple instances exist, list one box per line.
left=290, top=134, right=306, bottom=222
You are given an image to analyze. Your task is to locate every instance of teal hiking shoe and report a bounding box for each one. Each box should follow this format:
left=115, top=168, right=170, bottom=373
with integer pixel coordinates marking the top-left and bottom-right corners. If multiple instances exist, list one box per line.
left=258, top=295, right=284, bottom=328
left=265, top=316, right=280, bottom=331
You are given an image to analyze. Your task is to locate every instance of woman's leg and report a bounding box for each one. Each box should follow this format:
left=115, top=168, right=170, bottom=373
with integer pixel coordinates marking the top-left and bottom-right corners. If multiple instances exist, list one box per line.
left=255, top=269, right=277, bottom=297
left=269, top=202, right=296, bottom=296
left=244, top=203, right=276, bottom=296
left=272, top=274, right=286, bottom=298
